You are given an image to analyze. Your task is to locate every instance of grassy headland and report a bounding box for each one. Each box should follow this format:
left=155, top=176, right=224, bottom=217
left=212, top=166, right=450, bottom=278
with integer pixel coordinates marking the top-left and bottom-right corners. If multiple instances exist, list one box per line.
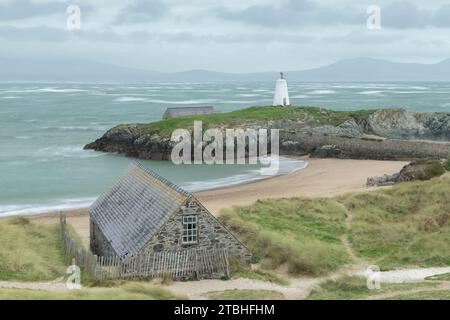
left=114, top=106, right=377, bottom=138
left=86, top=106, right=450, bottom=161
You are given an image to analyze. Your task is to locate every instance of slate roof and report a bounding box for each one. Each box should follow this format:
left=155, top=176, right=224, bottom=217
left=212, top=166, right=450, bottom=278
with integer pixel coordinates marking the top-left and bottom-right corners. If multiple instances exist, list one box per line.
left=163, top=106, right=215, bottom=119
left=90, top=161, right=190, bottom=259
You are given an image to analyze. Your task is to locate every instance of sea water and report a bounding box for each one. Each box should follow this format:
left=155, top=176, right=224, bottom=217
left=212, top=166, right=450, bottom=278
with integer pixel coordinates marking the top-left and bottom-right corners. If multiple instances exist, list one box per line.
left=1, top=81, right=449, bottom=216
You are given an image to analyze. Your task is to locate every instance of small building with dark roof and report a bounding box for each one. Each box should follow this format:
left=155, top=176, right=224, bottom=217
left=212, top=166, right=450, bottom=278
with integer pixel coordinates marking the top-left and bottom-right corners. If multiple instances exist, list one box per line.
left=162, top=106, right=215, bottom=119
left=89, top=161, right=251, bottom=262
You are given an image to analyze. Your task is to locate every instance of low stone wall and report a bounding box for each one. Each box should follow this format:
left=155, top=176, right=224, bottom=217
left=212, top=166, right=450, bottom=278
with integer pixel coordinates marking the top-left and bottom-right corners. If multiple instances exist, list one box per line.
left=280, top=132, right=450, bottom=160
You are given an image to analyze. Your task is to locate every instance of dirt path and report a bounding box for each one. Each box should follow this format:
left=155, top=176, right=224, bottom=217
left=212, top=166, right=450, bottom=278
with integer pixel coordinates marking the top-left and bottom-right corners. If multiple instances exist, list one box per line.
left=0, top=276, right=320, bottom=300
left=167, top=265, right=450, bottom=300
left=0, top=278, right=68, bottom=292
left=338, top=202, right=365, bottom=266
left=169, top=277, right=321, bottom=300
left=359, top=267, right=450, bottom=284
left=367, top=281, right=450, bottom=300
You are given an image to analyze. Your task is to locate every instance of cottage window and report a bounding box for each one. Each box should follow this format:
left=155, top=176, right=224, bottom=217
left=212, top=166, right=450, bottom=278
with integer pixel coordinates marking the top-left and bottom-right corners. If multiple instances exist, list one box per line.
left=182, top=215, right=198, bottom=244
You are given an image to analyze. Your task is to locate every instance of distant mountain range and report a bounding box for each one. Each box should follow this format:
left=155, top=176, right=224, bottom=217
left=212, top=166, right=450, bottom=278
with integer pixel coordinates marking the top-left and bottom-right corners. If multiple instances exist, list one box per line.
left=2, top=57, right=450, bottom=82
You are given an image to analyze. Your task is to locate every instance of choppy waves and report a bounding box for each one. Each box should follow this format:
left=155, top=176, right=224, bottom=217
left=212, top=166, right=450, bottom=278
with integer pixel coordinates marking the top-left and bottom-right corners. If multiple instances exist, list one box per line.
left=35, top=146, right=107, bottom=162
left=0, top=157, right=308, bottom=217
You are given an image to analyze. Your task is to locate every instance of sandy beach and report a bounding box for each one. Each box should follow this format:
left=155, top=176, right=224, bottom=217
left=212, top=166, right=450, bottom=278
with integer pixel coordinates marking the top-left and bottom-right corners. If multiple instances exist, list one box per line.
left=195, top=156, right=407, bottom=214
left=19, top=157, right=407, bottom=246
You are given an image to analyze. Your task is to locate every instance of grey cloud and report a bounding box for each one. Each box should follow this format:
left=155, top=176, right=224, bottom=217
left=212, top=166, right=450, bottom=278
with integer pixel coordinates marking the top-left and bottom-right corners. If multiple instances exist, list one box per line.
left=0, top=0, right=94, bottom=22
left=115, top=0, right=168, bottom=24
left=382, top=2, right=431, bottom=29
left=429, top=4, right=450, bottom=28
left=216, top=0, right=363, bottom=27
left=382, top=2, right=450, bottom=29
left=0, top=0, right=68, bottom=21
left=216, top=1, right=450, bottom=29
left=0, top=23, right=316, bottom=45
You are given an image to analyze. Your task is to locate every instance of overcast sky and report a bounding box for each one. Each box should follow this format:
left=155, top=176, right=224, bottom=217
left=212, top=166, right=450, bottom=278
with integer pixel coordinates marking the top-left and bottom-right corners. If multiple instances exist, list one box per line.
left=1, top=0, right=450, bottom=72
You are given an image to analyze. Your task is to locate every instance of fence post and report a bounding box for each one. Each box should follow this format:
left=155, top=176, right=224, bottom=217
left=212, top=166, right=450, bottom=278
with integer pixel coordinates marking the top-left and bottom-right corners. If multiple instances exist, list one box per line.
left=224, top=248, right=230, bottom=278
left=194, top=249, right=199, bottom=280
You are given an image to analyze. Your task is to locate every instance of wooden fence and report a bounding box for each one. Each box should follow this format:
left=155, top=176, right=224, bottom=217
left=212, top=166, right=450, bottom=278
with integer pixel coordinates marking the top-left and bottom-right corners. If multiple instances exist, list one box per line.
left=60, top=214, right=230, bottom=281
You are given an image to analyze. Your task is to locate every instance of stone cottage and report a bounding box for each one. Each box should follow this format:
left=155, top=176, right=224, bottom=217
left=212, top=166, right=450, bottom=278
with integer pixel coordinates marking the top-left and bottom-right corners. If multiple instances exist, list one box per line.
left=89, top=161, right=251, bottom=262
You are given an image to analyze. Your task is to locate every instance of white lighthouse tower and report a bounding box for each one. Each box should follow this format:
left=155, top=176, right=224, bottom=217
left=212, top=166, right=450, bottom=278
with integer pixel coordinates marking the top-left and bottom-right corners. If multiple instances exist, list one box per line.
left=273, top=72, right=290, bottom=106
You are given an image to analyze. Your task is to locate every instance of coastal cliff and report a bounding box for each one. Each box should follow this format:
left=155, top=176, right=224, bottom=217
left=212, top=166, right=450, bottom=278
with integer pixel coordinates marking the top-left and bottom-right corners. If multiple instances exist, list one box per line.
left=84, top=106, right=450, bottom=161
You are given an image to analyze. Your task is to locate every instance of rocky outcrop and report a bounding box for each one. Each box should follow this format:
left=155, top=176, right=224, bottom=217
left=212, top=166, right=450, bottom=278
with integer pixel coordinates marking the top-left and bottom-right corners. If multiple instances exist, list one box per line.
left=367, top=159, right=449, bottom=186
left=309, top=145, right=344, bottom=158
left=85, top=125, right=175, bottom=160
left=367, top=109, right=450, bottom=140
left=367, top=173, right=400, bottom=187
left=306, top=118, right=364, bottom=138
left=85, top=108, right=450, bottom=161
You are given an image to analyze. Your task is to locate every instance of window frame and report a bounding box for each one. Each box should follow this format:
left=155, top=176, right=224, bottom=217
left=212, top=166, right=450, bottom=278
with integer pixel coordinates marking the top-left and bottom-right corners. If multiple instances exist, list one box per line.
left=182, top=215, right=198, bottom=244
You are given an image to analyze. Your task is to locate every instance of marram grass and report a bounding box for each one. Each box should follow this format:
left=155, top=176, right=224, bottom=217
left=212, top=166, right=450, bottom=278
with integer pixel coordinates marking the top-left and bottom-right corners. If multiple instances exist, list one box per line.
left=221, top=174, right=450, bottom=275
left=0, top=217, right=66, bottom=281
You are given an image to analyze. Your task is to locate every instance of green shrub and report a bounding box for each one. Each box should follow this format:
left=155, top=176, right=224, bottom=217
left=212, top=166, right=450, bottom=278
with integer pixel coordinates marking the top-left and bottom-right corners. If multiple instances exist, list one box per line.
left=423, top=161, right=446, bottom=180
left=414, top=160, right=446, bottom=180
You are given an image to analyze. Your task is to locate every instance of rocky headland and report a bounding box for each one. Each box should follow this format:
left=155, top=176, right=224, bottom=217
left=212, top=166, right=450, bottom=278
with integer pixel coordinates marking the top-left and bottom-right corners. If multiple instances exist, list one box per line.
left=85, top=106, right=450, bottom=161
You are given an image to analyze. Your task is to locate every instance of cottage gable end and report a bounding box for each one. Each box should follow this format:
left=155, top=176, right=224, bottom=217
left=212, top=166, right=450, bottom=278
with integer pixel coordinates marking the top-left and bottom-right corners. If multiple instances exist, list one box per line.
left=142, top=196, right=251, bottom=262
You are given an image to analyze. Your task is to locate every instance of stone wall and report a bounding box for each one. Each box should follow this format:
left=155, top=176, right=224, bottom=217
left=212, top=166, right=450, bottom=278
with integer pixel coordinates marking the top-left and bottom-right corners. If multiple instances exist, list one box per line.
left=281, top=131, right=450, bottom=160
left=90, top=218, right=117, bottom=258
left=142, top=196, right=252, bottom=263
